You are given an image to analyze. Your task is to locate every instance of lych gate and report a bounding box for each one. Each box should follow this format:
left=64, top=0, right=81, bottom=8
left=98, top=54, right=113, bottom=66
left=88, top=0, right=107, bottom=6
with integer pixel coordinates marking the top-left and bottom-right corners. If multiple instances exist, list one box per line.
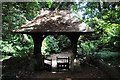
left=13, top=10, right=94, bottom=71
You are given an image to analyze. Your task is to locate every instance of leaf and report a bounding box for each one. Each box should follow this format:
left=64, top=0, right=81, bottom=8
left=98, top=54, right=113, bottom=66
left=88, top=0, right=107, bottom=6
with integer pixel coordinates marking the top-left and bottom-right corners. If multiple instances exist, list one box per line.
left=47, top=0, right=53, bottom=8
left=23, top=34, right=31, bottom=42
left=16, top=46, right=22, bottom=50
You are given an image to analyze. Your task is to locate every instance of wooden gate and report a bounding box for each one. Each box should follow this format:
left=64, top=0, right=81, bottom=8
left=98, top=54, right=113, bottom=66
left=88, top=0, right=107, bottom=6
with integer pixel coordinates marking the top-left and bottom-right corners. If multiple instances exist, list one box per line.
left=44, top=58, right=52, bottom=71
left=57, top=57, right=69, bottom=70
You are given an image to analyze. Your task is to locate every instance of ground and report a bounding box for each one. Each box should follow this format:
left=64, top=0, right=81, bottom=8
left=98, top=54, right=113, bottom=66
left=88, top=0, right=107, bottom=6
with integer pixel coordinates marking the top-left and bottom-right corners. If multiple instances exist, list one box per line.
left=2, top=63, right=108, bottom=79
left=1, top=53, right=119, bottom=80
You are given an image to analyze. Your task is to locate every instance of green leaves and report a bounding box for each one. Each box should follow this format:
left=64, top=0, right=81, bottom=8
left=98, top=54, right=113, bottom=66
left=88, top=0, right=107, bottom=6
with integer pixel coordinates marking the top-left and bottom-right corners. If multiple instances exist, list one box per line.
left=41, top=35, right=60, bottom=55
left=2, top=2, right=120, bottom=59
left=84, top=2, right=120, bottom=51
left=71, top=4, right=78, bottom=12
left=80, top=41, right=97, bottom=54
left=23, top=34, right=31, bottom=43
left=1, top=34, right=33, bottom=57
left=41, top=35, right=71, bottom=56
left=47, top=0, right=53, bottom=8
left=0, top=40, right=16, bottom=55
left=2, top=3, right=39, bottom=57
left=57, top=35, right=71, bottom=49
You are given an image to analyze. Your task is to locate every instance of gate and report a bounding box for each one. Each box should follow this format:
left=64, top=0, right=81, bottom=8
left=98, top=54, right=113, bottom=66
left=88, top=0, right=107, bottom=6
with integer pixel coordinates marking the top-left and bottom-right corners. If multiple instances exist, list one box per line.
left=44, top=58, right=52, bottom=71
left=57, top=57, right=69, bottom=70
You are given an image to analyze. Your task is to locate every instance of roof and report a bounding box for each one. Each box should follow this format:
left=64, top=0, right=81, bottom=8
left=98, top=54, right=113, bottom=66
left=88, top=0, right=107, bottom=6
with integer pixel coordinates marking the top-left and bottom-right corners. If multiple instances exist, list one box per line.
left=13, top=10, right=94, bottom=33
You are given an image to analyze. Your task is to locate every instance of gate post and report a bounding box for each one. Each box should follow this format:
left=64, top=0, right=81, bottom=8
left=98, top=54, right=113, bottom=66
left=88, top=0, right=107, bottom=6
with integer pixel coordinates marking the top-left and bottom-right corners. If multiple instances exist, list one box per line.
left=66, top=33, right=80, bottom=71
left=31, top=33, right=44, bottom=71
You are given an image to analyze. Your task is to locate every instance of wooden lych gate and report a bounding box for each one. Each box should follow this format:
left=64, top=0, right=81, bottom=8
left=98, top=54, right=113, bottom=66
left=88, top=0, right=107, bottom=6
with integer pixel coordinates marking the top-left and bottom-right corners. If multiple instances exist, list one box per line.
left=13, top=10, right=94, bottom=71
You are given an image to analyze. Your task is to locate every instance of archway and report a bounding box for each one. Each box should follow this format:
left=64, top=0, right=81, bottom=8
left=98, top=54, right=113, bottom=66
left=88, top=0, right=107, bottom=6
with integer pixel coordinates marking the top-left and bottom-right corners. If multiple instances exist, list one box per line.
left=41, top=34, right=72, bottom=71
left=41, top=35, right=71, bottom=56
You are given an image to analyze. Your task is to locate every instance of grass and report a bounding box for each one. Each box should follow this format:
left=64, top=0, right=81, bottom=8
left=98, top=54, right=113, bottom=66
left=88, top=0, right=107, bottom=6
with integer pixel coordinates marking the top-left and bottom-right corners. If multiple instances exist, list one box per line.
left=95, top=52, right=120, bottom=58
left=95, top=52, right=120, bottom=67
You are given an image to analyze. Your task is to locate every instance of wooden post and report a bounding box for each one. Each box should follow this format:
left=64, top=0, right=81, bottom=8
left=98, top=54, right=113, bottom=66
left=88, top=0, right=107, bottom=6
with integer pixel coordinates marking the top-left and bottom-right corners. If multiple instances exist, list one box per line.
left=31, top=33, right=44, bottom=71
left=66, top=33, right=80, bottom=71
left=67, top=33, right=80, bottom=57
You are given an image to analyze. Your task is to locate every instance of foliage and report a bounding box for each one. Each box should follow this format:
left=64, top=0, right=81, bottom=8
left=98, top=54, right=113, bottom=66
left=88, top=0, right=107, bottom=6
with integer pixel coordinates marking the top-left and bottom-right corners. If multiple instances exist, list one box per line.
left=96, top=52, right=120, bottom=58
left=84, top=17, right=120, bottom=51
left=81, top=41, right=97, bottom=54
left=41, top=35, right=71, bottom=56
left=95, top=52, right=120, bottom=67
left=2, top=2, right=39, bottom=57
left=76, top=2, right=120, bottom=64
left=77, top=39, right=98, bottom=56
left=2, top=3, right=40, bottom=38
left=1, top=2, right=120, bottom=60
left=0, top=41, right=16, bottom=55
left=41, top=35, right=60, bottom=56
left=1, top=35, right=33, bottom=57
left=57, top=35, right=71, bottom=50
left=83, top=2, right=120, bottom=52
left=1, top=2, right=74, bottom=58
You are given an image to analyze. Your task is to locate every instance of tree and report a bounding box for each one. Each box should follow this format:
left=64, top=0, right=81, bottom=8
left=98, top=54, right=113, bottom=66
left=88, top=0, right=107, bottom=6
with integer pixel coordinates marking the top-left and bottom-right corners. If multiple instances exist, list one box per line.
left=81, top=2, right=120, bottom=52
left=1, top=2, right=40, bottom=57
left=1, top=2, right=120, bottom=59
